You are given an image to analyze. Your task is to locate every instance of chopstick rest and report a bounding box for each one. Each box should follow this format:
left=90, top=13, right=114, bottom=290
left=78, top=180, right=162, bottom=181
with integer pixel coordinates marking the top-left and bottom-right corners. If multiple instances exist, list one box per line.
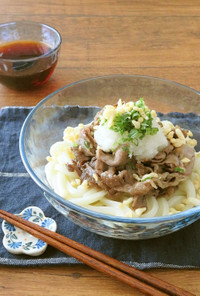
left=2, top=206, right=57, bottom=256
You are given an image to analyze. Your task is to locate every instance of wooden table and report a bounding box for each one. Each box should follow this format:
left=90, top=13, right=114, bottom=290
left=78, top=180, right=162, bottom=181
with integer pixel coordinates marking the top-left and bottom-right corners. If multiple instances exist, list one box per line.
left=0, top=1, right=200, bottom=295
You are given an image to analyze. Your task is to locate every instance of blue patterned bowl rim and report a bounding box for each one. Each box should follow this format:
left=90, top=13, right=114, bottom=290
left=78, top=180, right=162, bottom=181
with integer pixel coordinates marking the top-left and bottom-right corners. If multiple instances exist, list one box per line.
left=19, top=74, right=200, bottom=224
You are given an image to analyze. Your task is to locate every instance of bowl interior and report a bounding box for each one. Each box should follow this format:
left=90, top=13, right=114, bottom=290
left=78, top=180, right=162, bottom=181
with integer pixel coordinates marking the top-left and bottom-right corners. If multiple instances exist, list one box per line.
left=20, top=75, right=200, bottom=221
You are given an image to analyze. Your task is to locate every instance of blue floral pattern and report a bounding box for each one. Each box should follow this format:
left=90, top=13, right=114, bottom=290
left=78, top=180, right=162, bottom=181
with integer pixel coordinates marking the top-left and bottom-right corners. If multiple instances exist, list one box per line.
left=8, top=241, right=22, bottom=249
left=2, top=206, right=57, bottom=256
left=36, top=239, right=46, bottom=249
left=4, top=221, right=16, bottom=232
left=22, top=208, right=33, bottom=220
left=41, top=218, right=54, bottom=228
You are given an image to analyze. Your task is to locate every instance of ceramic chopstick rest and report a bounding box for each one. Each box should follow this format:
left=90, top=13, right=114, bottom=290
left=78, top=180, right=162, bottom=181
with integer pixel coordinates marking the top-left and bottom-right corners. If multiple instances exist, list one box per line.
left=2, top=206, right=57, bottom=256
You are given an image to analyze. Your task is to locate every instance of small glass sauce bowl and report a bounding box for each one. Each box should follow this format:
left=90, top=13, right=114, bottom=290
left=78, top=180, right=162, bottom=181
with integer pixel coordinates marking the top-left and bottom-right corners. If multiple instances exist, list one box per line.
left=0, top=21, right=61, bottom=90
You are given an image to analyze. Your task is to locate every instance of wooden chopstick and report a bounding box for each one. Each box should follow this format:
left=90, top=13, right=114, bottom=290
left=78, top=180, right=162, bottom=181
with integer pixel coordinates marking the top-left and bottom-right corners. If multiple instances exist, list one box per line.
left=0, top=209, right=195, bottom=296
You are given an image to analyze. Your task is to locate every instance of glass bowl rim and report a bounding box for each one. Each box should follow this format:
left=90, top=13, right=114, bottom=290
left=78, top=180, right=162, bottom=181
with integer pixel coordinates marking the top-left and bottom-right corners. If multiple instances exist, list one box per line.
left=0, top=21, right=62, bottom=63
left=19, top=74, right=200, bottom=224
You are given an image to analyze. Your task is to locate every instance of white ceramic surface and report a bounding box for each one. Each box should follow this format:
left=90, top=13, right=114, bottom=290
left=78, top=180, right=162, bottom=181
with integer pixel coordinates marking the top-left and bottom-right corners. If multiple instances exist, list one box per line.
left=2, top=206, right=57, bottom=256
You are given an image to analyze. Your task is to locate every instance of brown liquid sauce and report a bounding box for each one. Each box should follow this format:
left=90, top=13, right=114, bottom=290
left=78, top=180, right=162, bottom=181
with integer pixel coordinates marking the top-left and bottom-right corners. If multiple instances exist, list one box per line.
left=0, top=40, right=57, bottom=90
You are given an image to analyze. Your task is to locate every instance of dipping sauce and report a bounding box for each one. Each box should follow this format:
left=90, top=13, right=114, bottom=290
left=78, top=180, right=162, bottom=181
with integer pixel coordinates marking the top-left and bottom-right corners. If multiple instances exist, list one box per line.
left=0, top=40, right=57, bottom=90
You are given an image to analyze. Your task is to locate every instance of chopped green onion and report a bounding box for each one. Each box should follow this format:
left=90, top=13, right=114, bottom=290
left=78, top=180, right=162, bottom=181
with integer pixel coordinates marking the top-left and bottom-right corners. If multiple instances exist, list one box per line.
left=84, top=140, right=90, bottom=149
left=122, top=146, right=129, bottom=153
left=72, top=142, right=78, bottom=147
left=141, top=176, right=151, bottom=182
left=135, top=98, right=146, bottom=109
left=102, top=118, right=107, bottom=126
left=110, top=98, right=158, bottom=146
left=174, top=167, right=185, bottom=172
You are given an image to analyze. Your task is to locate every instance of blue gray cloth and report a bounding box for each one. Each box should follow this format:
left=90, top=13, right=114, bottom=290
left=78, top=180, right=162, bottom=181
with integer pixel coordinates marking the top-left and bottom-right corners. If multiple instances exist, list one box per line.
left=0, top=106, right=200, bottom=269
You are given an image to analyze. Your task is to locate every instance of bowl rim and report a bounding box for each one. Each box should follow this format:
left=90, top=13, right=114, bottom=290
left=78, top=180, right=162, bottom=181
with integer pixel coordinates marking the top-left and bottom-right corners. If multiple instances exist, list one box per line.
left=19, top=74, right=200, bottom=223
left=0, top=21, right=62, bottom=62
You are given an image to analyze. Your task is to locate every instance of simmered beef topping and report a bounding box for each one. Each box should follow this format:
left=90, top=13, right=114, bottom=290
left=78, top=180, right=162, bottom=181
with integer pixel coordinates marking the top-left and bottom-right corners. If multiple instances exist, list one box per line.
left=66, top=110, right=196, bottom=211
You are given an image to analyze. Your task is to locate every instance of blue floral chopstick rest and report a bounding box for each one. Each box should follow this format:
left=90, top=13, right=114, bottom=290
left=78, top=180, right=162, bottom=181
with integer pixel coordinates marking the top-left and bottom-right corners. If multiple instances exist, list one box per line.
left=2, top=206, right=57, bottom=256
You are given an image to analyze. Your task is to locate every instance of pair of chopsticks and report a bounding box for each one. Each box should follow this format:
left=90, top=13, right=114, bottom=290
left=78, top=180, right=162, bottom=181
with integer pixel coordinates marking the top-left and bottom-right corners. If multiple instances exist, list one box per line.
left=0, top=209, right=195, bottom=296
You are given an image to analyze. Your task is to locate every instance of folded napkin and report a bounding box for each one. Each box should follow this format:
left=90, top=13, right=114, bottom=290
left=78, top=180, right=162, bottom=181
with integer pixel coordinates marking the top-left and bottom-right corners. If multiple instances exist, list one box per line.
left=0, top=106, right=200, bottom=269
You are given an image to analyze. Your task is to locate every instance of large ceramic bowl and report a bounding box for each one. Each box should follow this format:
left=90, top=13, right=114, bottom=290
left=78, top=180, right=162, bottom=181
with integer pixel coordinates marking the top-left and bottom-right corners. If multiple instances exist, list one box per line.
left=19, top=75, right=200, bottom=239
